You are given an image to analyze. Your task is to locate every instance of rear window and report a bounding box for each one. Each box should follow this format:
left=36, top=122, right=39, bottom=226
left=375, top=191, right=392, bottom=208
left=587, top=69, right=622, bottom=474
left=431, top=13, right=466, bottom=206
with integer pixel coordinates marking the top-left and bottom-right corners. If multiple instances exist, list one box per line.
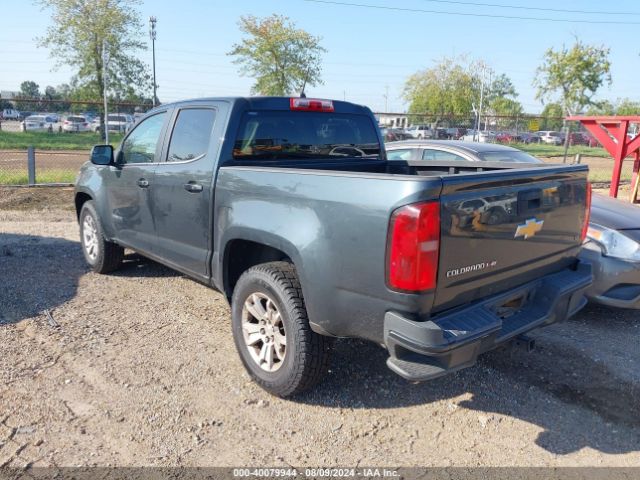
left=233, top=111, right=381, bottom=160
left=476, top=150, right=543, bottom=163
left=108, top=115, right=127, bottom=122
left=68, top=116, right=85, bottom=122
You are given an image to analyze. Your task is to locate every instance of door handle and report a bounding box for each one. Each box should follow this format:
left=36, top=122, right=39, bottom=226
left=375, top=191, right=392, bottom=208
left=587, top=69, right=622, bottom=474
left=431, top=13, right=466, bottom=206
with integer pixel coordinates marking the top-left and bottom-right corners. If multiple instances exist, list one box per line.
left=184, top=182, right=203, bottom=193
left=137, top=178, right=149, bottom=188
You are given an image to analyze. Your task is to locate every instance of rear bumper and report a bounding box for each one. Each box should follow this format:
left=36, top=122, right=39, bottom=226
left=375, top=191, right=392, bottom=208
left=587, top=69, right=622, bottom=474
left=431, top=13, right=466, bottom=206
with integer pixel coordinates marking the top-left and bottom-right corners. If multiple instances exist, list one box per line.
left=580, top=248, right=640, bottom=309
left=383, top=262, right=592, bottom=381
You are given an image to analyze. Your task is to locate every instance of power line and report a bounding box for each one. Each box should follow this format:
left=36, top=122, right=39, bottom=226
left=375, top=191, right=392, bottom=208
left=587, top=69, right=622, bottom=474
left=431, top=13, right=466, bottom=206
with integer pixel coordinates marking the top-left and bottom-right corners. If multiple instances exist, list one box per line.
left=303, top=0, right=640, bottom=24
left=417, top=0, right=640, bottom=16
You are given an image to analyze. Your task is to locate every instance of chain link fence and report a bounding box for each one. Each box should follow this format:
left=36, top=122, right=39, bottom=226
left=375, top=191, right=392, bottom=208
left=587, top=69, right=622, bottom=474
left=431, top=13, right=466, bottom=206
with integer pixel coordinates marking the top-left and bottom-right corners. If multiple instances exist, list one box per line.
left=0, top=148, right=87, bottom=185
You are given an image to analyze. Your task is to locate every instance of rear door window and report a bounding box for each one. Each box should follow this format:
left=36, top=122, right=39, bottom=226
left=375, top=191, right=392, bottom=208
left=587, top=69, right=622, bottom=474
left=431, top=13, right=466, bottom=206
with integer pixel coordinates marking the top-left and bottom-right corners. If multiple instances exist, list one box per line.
left=167, top=108, right=216, bottom=162
left=422, top=149, right=467, bottom=162
left=233, top=111, right=381, bottom=160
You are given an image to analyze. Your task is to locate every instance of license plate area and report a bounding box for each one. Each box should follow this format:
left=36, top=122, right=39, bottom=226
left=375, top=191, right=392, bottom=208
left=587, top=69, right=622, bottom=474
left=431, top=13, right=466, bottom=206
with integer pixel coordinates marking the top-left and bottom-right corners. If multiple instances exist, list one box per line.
left=491, top=291, right=533, bottom=320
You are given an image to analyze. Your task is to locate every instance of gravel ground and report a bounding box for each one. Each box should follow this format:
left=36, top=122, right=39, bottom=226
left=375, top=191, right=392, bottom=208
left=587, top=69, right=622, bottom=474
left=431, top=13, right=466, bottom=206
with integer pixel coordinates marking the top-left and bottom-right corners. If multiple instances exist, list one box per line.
left=0, top=187, right=639, bottom=468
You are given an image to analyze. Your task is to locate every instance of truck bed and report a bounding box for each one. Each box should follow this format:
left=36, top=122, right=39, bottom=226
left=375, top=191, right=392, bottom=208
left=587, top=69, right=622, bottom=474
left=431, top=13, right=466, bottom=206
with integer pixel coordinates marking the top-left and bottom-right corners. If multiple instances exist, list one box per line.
left=214, top=160, right=589, bottom=343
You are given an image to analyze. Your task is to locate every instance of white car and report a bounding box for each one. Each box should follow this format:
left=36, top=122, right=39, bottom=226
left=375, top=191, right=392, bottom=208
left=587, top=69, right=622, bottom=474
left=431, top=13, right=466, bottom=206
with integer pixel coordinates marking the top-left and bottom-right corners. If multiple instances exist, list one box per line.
left=21, top=114, right=57, bottom=132
left=461, top=130, right=496, bottom=143
left=62, top=115, right=91, bottom=133
left=107, top=114, right=133, bottom=133
left=406, top=124, right=435, bottom=139
left=2, top=109, right=20, bottom=120
left=536, top=130, right=563, bottom=145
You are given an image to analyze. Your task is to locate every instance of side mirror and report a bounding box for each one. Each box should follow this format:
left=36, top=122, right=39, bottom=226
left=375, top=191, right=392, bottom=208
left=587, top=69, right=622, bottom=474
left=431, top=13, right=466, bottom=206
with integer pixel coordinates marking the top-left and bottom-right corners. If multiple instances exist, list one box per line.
left=90, top=145, right=113, bottom=166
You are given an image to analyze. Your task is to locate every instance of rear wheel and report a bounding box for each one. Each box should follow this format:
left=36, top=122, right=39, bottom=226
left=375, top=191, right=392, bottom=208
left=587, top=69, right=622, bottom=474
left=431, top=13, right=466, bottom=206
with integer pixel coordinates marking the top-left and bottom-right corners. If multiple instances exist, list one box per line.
left=231, top=262, right=332, bottom=397
left=79, top=201, right=124, bottom=274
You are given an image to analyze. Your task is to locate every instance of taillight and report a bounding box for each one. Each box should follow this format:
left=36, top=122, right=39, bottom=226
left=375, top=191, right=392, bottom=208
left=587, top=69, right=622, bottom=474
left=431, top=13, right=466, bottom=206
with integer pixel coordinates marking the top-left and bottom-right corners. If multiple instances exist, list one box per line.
left=387, top=201, right=440, bottom=292
left=290, top=98, right=334, bottom=112
left=581, top=182, right=592, bottom=242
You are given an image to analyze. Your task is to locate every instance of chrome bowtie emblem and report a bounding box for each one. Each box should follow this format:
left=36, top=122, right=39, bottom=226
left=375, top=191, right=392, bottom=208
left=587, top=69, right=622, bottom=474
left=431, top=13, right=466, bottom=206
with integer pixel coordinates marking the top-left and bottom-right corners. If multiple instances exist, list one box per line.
left=515, top=218, right=544, bottom=239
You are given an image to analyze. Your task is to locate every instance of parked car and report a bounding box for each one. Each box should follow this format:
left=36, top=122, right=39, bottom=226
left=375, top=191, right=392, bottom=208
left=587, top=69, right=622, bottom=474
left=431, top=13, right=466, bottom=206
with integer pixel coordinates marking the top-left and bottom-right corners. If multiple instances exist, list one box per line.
left=75, top=97, right=591, bottom=397
left=569, top=132, right=599, bottom=147
left=1, top=109, right=20, bottom=120
left=18, top=111, right=35, bottom=121
left=582, top=196, right=640, bottom=309
left=495, top=132, right=523, bottom=144
left=461, top=129, right=496, bottom=143
left=519, top=132, right=542, bottom=144
left=445, top=127, right=466, bottom=140
left=107, top=114, right=134, bottom=133
left=379, top=127, right=399, bottom=142
left=536, top=130, right=563, bottom=145
left=62, top=115, right=91, bottom=133
left=21, top=114, right=57, bottom=132
left=386, top=139, right=639, bottom=309
left=406, top=124, right=435, bottom=139
left=388, top=128, right=412, bottom=140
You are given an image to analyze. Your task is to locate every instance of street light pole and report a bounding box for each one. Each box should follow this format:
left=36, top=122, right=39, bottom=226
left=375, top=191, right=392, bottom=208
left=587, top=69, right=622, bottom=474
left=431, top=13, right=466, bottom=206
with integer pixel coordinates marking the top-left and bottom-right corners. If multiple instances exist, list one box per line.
left=149, top=16, right=157, bottom=107
left=102, top=40, right=109, bottom=145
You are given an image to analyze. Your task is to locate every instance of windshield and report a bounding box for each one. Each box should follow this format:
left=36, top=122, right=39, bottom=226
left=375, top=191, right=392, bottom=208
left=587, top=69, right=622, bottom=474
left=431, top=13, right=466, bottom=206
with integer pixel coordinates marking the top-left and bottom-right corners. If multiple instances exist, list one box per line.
left=68, top=116, right=85, bottom=122
left=108, top=115, right=127, bottom=122
left=476, top=150, right=543, bottom=163
left=233, top=110, right=381, bottom=160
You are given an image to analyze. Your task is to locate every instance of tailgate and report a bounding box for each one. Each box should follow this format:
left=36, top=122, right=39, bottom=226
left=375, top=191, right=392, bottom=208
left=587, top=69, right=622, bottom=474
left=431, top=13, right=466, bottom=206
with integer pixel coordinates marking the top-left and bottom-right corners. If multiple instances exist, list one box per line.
left=434, top=164, right=589, bottom=312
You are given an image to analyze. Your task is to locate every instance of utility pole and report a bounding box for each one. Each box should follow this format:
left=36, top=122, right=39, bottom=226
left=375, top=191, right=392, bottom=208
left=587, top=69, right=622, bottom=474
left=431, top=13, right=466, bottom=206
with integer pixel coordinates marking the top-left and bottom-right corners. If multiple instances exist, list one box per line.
left=384, top=85, right=389, bottom=112
left=149, top=16, right=158, bottom=107
left=102, top=40, right=109, bottom=145
left=474, top=67, right=486, bottom=142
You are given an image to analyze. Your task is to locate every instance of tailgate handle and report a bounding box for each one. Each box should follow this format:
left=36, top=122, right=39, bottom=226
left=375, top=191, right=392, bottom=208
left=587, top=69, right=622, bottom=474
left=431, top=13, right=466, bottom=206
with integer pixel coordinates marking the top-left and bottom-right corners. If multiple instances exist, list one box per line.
left=517, top=189, right=542, bottom=214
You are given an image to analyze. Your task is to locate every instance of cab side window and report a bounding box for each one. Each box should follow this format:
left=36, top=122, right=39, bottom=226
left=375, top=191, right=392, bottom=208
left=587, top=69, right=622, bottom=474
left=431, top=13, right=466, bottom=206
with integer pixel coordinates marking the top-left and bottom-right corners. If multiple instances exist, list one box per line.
left=167, top=109, right=216, bottom=162
left=120, top=112, right=166, bottom=164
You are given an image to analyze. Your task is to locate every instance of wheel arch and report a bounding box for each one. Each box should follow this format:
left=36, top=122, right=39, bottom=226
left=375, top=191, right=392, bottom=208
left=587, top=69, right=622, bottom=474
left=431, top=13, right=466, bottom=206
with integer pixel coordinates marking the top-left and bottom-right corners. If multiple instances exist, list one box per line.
left=74, top=191, right=93, bottom=221
left=222, top=238, right=296, bottom=300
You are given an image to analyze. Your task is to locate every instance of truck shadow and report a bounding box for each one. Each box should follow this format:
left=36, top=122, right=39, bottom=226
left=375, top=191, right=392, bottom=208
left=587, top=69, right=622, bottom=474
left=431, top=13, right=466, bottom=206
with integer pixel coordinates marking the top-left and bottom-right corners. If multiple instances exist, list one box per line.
left=0, top=233, right=178, bottom=326
left=0, top=233, right=84, bottom=326
left=298, top=311, right=640, bottom=456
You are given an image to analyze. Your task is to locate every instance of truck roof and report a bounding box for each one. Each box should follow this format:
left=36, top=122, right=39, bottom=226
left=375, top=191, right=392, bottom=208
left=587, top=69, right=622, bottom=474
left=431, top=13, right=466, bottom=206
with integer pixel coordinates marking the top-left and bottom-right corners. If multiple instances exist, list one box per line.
left=145, top=96, right=372, bottom=115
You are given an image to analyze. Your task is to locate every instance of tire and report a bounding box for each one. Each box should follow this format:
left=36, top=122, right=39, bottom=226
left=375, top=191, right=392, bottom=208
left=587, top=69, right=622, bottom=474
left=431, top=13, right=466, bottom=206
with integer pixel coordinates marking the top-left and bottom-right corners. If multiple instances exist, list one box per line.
left=231, top=261, right=332, bottom=397
left=79, top=200, right=124, bottom=274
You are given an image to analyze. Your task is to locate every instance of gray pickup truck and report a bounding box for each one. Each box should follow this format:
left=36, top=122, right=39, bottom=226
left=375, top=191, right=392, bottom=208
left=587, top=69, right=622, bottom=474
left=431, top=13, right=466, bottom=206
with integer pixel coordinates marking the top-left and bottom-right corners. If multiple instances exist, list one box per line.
left=75, top=97, right=592, bottom=397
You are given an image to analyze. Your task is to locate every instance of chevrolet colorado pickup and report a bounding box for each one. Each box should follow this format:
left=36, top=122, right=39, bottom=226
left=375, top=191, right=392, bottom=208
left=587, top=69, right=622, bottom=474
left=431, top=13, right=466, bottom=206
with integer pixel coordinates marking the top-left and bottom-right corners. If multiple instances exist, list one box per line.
left=74, top=97, right=592, bottom=397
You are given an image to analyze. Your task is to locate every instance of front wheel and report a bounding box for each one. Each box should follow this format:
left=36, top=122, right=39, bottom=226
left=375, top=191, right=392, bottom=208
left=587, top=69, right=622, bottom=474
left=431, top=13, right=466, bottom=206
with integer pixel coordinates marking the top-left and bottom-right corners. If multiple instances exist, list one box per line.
left=79, top=201, right=124, bottom=273
left=231, top=262, right=332, bottom=397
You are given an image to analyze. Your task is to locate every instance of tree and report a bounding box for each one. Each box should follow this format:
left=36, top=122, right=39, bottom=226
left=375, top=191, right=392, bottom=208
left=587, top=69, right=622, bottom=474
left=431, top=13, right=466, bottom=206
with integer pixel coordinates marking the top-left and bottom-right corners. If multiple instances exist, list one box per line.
left=586, top=100, right=615, bottom=116
left=228, top=14, right=325, bottom=96
left=14, top=80, right=41, bottom=110
left=37, top=0, right=151, bottom=130
left=403, top=56, right=482, bottom=125
left=490, top=97, right=524, bottom=129
left=615, top=98, right=640, bottom=115
left=539, top=102, right=564, bottom=130
left=534, top=39, right=611, bottom=116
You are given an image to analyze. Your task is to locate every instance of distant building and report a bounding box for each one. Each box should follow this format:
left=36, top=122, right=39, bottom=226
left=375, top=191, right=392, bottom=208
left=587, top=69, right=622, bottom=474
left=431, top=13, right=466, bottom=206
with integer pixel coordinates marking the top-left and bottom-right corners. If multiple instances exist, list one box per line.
left=0, top=90, right=19, bottom=101
left=0, top=91, right=19, bottom=108
left=375, top=113, right=410, bottom=128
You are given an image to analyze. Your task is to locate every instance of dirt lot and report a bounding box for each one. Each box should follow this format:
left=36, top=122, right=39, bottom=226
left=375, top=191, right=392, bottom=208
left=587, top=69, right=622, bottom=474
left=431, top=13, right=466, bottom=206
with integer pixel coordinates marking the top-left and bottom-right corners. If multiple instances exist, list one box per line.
left=0, top=187, right=639, bottom=468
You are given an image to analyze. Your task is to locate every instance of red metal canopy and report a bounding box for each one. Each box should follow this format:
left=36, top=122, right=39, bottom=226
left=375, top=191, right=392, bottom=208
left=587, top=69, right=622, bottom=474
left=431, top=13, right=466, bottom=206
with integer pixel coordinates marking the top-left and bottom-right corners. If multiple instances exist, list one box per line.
left=567, top=116, right=640, bottom=199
